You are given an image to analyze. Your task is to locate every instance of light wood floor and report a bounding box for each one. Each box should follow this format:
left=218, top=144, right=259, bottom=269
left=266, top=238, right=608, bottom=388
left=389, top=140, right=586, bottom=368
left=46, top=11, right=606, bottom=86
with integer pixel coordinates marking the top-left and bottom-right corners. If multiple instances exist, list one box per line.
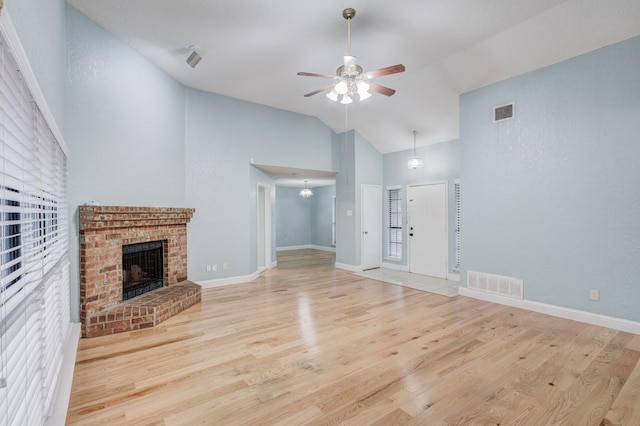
left=66, top=249, right=640, bottom=425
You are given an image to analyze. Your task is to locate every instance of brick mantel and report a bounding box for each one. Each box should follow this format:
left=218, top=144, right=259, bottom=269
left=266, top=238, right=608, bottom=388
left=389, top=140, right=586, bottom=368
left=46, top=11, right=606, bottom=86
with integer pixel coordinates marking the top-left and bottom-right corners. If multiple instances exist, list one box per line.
left=79, top=206, right=195, bottom=231
left=78, top=205, right=199, bottom=337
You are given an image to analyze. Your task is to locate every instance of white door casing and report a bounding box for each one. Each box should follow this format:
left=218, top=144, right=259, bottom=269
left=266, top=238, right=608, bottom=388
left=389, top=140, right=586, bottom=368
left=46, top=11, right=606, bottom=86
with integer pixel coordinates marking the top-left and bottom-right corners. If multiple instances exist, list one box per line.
left=257, top=184, right=271, bottom=271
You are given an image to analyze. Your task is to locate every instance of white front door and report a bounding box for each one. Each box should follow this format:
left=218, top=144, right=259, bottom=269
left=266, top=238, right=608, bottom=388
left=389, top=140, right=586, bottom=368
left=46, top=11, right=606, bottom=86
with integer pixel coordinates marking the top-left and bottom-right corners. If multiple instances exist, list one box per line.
left=408, top=183, right=447, bottom=278
left=361, top=185, right=382, bottom=270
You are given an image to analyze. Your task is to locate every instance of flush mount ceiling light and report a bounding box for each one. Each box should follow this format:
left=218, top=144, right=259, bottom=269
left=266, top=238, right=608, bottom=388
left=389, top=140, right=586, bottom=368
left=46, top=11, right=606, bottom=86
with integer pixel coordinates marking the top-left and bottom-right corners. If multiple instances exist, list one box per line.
left=407, top=130, right=423, bottom=169
left=297, top=8, right=406, bottom=103
left=299, top=180, right=313, bottom=198
left=186, top=45, right=202, bottom=68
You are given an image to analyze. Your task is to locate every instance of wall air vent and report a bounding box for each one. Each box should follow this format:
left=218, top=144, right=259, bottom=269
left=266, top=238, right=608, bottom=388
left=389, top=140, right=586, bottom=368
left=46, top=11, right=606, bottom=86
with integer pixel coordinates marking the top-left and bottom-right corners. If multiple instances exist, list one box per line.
left=493, top=103, right=515, bottom=122
left=467, top=270, right=523, bottom=299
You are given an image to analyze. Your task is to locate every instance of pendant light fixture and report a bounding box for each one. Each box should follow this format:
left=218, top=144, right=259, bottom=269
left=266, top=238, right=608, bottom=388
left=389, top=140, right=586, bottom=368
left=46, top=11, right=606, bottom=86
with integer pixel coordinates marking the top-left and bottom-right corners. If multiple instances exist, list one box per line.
left=407, top=130, right=423, bottom=169
left=299, top=180, right=313, bottom=198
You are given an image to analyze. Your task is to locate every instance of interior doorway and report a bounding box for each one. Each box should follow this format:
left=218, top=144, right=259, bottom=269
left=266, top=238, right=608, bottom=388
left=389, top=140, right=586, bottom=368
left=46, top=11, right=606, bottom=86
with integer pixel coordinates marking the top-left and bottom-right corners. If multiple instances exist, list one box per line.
left=408, top=182, right=447, bottom=278
left=257, top=184, right=272, bottom=271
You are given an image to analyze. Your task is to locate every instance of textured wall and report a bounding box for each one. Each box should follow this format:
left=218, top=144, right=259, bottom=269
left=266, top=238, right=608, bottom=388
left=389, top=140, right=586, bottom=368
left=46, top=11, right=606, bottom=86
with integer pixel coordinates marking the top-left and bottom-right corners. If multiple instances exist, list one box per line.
left=275, top=185, right=336, bottom=249
left=460, top=36, right=640, bottom=321
left=64, top=6, right=187, bottom=320
left=276, top=186, right=312, bottom=247
left=7, top=0, right=67, bottom=132
left=184, top=87, right=335, bottom=281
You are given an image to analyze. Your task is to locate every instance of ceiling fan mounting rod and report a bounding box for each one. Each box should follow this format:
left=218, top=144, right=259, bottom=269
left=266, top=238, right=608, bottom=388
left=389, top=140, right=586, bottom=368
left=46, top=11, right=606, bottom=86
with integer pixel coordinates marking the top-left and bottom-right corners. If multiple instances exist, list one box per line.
left=343, top=8, right=355, bottom=56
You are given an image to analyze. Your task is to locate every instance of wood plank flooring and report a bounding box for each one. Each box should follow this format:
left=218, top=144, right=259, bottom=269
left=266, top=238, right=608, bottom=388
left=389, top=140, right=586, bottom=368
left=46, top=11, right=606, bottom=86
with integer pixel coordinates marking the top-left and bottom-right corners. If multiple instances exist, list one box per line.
left=66, top=249, right=640, bottom=425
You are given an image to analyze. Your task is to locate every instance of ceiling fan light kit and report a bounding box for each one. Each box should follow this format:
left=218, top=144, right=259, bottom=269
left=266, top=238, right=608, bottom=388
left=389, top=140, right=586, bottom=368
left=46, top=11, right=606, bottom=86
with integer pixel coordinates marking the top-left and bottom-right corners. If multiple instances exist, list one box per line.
left=298, top=8, right=405, bottom=103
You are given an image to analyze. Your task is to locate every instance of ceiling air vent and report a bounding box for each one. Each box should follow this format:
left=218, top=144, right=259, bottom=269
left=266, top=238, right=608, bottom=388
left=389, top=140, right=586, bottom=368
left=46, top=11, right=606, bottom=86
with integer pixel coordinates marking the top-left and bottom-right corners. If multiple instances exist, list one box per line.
left=493, top=103, right=514, bottom=122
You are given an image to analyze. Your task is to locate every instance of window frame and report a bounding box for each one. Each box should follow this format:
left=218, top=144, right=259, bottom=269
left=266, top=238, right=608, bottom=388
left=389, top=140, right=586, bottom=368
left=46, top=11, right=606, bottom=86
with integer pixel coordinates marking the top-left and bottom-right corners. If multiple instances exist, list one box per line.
left=0, top=11, right=71, bottom=426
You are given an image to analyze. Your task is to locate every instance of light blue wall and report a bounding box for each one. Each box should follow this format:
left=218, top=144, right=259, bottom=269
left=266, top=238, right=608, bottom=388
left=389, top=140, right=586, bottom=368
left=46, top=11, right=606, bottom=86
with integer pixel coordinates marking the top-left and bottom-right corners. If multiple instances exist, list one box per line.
left=184, top=88, right=335, bottom=282
left=460, top=35, right=640, bottom=322
left=383, top=140, right=460, bottom=271
left=334, top=130, right=383, bottom=267
left=276, top=186, right=312, bottom=247
left=335, top=131, right=356, bottom=265
left=310, top=185, right=337, bottom=248
left=7, top=0, right=67, bottom=131
left=275, top=184, right=336, bottom=249
left=64, top=7, right=186, bottom=320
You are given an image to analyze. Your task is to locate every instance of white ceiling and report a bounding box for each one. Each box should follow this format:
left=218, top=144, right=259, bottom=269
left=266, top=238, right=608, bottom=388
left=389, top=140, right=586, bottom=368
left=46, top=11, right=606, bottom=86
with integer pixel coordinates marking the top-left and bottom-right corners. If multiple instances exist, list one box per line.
left=66, top=0, right=640, bottom=154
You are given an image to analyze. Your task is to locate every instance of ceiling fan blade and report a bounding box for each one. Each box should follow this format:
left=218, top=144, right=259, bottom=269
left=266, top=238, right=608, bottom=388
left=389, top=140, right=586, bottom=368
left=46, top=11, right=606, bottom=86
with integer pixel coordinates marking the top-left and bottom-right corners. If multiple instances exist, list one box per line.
left=303, top=84, right=335, bottom=97
left=369, top=82, right=396, bottom=96
left=364, top=64, right=406, bottom=79
left=297, top=71, right=337, bottom=79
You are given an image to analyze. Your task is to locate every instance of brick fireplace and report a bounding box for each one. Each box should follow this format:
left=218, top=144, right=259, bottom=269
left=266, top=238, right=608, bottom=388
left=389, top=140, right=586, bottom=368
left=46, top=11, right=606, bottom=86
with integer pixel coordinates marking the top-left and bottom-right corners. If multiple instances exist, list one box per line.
left=79, top=206, right=201, bottom=338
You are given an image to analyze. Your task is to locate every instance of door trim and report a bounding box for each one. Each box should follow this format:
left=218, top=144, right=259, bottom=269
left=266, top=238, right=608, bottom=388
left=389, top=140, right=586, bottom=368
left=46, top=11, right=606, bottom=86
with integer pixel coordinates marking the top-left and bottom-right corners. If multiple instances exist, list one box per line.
left=256, top=183, right=272, bottom=271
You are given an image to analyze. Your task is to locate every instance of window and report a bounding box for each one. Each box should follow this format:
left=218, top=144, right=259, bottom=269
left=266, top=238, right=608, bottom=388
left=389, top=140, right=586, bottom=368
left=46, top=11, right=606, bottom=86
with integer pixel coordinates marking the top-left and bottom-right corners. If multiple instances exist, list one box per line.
left=454, top=180, right=460, bottom=270
left=0, top=31, right=70, bottom=425
left=387, top=188, right=402, bottom=259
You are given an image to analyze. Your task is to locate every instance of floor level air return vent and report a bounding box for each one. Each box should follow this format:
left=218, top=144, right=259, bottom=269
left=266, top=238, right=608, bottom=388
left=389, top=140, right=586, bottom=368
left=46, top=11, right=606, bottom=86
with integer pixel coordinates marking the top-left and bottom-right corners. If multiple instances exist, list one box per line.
left=467, top=270, right=523, bottom=299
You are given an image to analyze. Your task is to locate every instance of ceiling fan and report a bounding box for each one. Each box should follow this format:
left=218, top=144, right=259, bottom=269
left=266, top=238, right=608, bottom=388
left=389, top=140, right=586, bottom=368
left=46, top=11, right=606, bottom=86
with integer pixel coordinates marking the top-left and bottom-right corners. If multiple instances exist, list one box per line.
left=297, top=8, right=406, bottom=104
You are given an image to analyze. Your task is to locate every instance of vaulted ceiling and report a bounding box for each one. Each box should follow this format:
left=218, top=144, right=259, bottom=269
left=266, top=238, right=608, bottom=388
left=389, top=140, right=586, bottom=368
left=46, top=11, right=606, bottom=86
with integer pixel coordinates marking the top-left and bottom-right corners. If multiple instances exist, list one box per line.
left=66, top=0, right=640, bottom=154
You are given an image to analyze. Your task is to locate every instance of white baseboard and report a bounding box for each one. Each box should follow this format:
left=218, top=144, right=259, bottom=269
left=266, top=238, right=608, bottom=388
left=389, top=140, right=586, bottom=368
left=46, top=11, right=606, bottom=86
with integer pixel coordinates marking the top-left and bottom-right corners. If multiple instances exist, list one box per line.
left=459, top=287, right=640, bottom=335
left=382, top=262, right=409, bottom=272
left=271, top=261, right=277, bottom=268
left=335, top=262, right=362, bottom=272
left=276, top=245, right=308, bottom=251
left=47, top=323, right=81, bottom=426
left=276, top=244, right=335, bottom=252
left=198, top=271, right=260, bottom=288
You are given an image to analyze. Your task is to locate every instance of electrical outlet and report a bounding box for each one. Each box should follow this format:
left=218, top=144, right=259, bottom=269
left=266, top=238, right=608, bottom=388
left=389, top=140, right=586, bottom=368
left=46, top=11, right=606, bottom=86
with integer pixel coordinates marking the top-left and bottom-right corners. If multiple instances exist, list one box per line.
left=223, top=262, right=228, bottom=270
left=206, top=265, right=211, bottom=272
left=212, top=264, right=217, bottom=272
left=589, top=289, right=599, bottom=301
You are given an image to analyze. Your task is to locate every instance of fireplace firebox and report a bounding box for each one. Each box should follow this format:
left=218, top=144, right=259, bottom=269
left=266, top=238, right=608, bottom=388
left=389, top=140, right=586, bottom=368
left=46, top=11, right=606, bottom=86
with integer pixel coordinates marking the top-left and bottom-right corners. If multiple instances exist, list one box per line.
left=122, top=240, right=165, bottom=301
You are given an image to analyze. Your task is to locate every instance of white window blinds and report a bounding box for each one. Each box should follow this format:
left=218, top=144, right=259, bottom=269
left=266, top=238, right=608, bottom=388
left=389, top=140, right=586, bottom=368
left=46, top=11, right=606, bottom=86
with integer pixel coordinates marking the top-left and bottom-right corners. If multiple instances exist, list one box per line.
left=0, top=33, right=70, bottom=426
left=387, top=188, right=402, bottom=259
left=454, top=180, right=460, bottom=270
